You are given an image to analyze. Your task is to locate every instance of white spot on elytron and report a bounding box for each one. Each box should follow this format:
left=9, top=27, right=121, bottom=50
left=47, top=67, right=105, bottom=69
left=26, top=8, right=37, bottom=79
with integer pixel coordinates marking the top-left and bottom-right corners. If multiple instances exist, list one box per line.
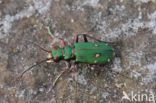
left=105, top=43, right=108, bottom=45
left=108, top=59, right=110, bottom=62
left=94, top=60, right=97, bottom=63
left=96, top=54, right=100, bottom=57
left=94, top=44, right=98, bottom=47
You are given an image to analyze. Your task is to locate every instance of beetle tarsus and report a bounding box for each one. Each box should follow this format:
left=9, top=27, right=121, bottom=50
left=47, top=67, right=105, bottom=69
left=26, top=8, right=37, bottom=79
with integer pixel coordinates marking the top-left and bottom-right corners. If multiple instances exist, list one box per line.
left=52, top=62, right=71, bottom=88
left=52, top=69, right=67, bottom=87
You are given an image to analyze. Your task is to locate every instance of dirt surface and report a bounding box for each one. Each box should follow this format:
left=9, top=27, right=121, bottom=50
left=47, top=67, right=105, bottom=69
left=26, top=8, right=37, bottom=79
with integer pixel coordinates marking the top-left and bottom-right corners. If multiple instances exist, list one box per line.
left=0, top=0, right=156, bottom=103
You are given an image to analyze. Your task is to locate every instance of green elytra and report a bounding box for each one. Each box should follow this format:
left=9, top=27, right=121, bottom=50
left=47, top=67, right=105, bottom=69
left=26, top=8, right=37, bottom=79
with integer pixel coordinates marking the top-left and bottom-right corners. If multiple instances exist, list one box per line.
left=51, top=42, right=114, bottom=64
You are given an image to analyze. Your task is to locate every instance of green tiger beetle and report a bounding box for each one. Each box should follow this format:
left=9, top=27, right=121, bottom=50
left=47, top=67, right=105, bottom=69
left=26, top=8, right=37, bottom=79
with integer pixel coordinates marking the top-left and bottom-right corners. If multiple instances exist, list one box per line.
left=20, top=27, right=115, bottom=87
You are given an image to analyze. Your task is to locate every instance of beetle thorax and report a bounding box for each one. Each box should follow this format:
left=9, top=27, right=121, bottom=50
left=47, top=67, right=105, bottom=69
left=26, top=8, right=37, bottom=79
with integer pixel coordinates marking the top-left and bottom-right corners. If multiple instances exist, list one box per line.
left=51, top=47, right=64, bottom=61
left=51, top=46, right=73, bottom=61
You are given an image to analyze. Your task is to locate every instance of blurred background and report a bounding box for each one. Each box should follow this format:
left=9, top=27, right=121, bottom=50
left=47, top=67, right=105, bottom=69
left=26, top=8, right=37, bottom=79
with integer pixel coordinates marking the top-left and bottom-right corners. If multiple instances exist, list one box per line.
left=0, top=0, right=156, bottom=103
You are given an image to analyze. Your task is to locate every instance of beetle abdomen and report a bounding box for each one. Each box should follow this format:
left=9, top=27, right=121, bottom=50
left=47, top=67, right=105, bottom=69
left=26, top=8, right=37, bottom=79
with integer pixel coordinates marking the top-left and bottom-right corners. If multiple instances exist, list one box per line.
left=74, top=42, right=114, bottom=64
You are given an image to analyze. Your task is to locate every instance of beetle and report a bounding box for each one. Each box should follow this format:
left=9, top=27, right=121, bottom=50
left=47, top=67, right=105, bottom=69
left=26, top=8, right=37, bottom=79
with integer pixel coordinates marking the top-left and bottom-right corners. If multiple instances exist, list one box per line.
left=20, top=27, right=114, bottom=87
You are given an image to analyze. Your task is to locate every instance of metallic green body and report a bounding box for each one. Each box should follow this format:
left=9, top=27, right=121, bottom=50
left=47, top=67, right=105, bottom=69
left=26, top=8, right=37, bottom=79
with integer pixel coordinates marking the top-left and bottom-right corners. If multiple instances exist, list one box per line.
left=51, top=42, right=114, bottom=64
left=51, top=46, right=73, bottom=60
left=74, top=42, right=114, bottom=64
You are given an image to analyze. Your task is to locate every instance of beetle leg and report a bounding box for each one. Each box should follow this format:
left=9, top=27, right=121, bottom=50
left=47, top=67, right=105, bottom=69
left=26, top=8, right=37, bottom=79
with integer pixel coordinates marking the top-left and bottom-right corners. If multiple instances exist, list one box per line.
left=76, top=34, right=102, bottom=42
left=75, top=34, right=101, bottom=43
left=54, top=37, right=66, bottom=46
left=60, top=38, right=66, bottom=46
left=74, top=63, right=76, bottom=81
left=75, top=34, right=88, bottom=42
left=83, top=35, right=88, bottom=42
left=52, top=62, right=71, bottom=87
left=52, top=69, right=67, bottom=87
left=75, top=35, right=79, bottom=43
left=48, top=26, right=66, bottom=46
left=51, top=36, right=66, bottom=47
left=83, top=34, right=102, bottom=42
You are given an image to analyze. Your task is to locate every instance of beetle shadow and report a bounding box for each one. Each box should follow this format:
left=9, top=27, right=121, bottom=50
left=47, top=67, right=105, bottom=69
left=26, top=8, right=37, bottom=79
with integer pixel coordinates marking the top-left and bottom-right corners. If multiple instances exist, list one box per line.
left=107, top=40, right=123, bottom=58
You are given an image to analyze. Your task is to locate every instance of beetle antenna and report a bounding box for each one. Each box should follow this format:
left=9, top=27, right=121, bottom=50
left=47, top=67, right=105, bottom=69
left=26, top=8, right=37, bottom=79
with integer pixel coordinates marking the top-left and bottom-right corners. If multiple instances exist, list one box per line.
left=25, top=40, right=51, bottom=53
left=20, top=58, right=52, bottom=78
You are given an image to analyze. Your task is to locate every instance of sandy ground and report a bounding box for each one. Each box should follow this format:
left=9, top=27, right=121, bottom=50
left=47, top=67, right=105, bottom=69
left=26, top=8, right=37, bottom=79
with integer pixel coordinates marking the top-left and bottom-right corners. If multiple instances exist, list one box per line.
left=0, top=0, right=156, bottom=103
